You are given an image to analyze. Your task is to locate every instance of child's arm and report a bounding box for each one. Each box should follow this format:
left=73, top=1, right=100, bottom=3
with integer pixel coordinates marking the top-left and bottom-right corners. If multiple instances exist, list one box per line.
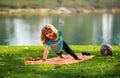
left=43, top=45, right=49, bottom=60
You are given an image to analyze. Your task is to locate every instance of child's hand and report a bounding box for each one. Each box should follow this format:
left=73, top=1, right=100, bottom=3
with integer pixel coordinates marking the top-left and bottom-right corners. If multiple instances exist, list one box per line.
left=42, top=59, right=46, bottom=62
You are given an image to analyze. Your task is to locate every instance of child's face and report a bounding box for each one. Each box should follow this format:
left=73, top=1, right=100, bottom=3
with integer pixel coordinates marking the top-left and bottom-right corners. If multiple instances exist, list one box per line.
left=45, top=30, right=54, bottom=40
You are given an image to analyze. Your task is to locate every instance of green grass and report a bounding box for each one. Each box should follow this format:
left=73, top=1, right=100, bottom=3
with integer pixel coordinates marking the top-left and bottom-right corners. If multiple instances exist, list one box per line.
left=0, top=45, right=120, bottom=78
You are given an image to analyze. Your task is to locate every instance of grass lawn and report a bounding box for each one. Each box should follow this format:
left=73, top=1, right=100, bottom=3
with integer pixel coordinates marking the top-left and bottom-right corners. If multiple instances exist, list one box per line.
left=0, top=45, right=120, bottom=78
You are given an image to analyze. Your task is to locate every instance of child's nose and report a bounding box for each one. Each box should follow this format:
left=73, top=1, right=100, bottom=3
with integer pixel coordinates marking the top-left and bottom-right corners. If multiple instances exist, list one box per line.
left=46, top=33, right=52, bottom=37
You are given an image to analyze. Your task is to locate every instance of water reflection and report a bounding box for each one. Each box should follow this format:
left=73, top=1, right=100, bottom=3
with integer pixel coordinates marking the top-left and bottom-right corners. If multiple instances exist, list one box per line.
left=0, top=13, right=120, bottom=45
left=39, top=16, right=52, bottom=29
left=102, top=13, right=113, bottom=44
left=14, top=18, right=32, bottom=45
left=92, top=19, right=100, bottom=45
left=6, top=16, right=52, bottom=45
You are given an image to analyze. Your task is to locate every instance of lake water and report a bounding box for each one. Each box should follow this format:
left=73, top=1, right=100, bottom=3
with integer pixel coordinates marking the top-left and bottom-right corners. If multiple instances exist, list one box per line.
left=0, top=13, right=120, bottom=45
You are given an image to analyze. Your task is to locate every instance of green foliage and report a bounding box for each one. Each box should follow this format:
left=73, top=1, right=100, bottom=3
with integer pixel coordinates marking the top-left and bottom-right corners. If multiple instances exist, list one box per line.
left=0, top=45, right=120, bottom=78
left=0, top=0, right=120, bottom=9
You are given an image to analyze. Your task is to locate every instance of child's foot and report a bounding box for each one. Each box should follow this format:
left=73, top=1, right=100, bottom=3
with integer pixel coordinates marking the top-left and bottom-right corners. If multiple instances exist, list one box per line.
left=58, top=55, right=65, bottom=59
left=87, top=53, right=91, bottom=55
left=82, top=52, right=85, bottom=55
left=82, top=52, right=91, bottom=56
left=75, top=57, right=82, bottom=60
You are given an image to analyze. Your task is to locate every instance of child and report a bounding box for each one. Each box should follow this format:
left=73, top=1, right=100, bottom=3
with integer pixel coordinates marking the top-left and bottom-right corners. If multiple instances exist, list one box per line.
left=41, top=24, right=81, bottom=61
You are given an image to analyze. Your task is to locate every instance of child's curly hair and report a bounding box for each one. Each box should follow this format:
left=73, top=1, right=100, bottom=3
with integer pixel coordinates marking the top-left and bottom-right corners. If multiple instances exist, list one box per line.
left=41, top=24, right=58, bottom=45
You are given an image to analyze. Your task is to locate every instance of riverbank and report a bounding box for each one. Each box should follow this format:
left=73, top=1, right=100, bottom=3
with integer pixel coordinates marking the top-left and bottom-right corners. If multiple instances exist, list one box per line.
left=0, top=7, right=120, bottom=16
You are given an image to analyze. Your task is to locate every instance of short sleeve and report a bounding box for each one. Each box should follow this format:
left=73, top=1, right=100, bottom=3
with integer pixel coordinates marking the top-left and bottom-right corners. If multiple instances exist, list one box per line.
left=46, top=41, right=51, bottom=45
left=58, top=30, right=62, bottom=36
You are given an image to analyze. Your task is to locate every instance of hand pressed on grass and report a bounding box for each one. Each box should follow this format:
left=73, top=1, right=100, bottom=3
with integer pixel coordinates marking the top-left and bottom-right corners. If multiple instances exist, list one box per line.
left=42, top=59, right=46, bottom=62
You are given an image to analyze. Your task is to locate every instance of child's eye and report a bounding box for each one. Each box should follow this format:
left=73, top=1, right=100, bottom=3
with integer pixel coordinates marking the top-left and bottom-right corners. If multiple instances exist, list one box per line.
left=45, top=30, right=53, bottom=35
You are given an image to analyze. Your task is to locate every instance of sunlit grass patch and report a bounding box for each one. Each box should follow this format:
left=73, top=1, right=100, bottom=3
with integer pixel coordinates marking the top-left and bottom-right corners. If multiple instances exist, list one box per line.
left=0, top=45, right=120, bottom=78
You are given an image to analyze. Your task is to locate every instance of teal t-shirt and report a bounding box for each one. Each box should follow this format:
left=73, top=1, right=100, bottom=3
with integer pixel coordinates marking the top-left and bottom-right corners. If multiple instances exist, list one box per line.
left=46, top=30, right=63, bottom=53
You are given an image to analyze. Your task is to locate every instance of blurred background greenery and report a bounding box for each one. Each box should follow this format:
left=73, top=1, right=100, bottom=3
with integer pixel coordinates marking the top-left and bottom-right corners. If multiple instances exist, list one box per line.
left=0, top=0, right=120, bottom=9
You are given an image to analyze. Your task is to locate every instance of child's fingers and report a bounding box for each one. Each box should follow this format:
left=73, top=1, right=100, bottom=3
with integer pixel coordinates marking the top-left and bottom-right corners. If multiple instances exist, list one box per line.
left=42, top=59, right=46, bottom=62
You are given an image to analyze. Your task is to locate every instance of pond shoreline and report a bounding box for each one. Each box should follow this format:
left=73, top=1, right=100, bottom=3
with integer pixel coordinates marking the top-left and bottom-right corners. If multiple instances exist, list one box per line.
left=0, top=7, right=120, bottom=16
